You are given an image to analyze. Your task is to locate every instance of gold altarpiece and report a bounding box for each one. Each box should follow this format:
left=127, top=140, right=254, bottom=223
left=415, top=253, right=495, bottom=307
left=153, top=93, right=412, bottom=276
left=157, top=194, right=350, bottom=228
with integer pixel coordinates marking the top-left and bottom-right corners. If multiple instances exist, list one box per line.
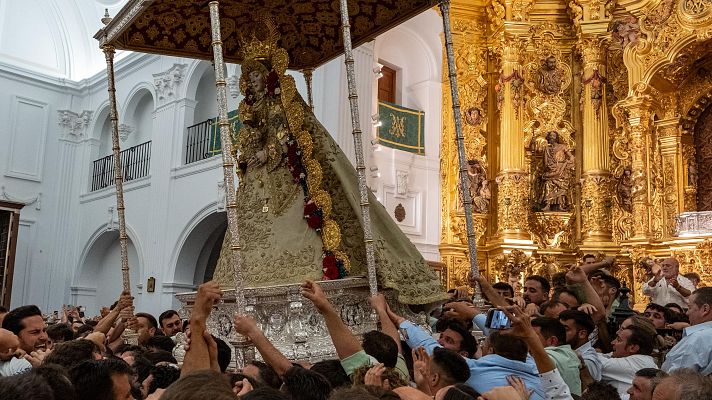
left=440, top=0, right=712, bottom=306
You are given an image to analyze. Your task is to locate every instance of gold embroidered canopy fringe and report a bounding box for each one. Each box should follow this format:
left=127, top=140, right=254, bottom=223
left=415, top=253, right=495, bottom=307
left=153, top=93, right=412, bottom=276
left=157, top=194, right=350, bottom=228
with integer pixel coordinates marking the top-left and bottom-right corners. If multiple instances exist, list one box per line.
left=94, top=0, right=440, bottom=70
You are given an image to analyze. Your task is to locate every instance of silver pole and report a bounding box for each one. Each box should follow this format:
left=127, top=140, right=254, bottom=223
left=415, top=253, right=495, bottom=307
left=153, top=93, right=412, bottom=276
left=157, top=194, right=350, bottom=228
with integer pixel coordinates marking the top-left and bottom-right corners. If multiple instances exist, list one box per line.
left=439, top=0, right=482, bottom=302
left=338, top=0, right=378, bottom=296
left=101, top=44, right=138, bottom=343
left=208, top=1, right=252, bottom=368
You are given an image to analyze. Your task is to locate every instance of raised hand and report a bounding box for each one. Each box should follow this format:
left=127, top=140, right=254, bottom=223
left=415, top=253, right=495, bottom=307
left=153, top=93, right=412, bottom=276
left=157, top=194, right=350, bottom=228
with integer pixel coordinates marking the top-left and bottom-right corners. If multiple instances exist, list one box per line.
left=369, top=293, right=389, bottom=313
left=566, top=264, right=588, bottom=284
left=116, top=291, right=133, bottom=311
left=500, top=305, right=535, bottom=341
left=300, top=280, right=330, bottom=312
left=412, top=347, right=432, bottom=395
left=507, top=375, right=533, bottom=400
left=233, top=314, right=259, bottom=337
left=364, top=363, right=391, bottom=391
left=233, top=378, right=253, bottom=396
left=193, top=281, right=222, bottom=321
left=443, top=301, right=479, bottom=321
left=578, top=303, right=598, bottom=316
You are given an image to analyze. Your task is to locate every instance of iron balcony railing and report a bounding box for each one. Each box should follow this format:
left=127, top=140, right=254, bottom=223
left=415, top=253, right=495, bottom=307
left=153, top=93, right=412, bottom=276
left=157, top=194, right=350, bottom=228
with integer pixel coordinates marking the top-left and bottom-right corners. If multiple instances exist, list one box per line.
left=186, top=119, right=220, bottom=164
left=91, top=140, right=152, bottom=191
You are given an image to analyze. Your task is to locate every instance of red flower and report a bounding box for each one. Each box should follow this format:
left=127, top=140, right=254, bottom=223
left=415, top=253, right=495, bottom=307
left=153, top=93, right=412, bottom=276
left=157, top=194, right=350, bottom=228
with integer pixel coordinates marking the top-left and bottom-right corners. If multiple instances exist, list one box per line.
left=323, top=255, right=339, bottom=280
left=307, top=215, right=323, bottom=229
left=304, top=202, right=318, bottom=216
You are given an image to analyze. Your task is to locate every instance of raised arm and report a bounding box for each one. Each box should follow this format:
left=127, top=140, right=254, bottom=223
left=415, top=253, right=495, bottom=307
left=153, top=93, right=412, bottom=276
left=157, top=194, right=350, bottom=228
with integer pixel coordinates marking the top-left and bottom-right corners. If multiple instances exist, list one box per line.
left=233, top=314, right=293, bottom=376
left=301, top=280, right=361, bottom=359
left=468, top=271, right=509, bottom=308
left=94, top=291, right=132, bottom=335
left=580, top=256, right=614, bottom=276
left=566, top=265, right=606, bottom=324
left=181, top=281, right=221, bottom=376
left=369, top=294, right=401, bottom=354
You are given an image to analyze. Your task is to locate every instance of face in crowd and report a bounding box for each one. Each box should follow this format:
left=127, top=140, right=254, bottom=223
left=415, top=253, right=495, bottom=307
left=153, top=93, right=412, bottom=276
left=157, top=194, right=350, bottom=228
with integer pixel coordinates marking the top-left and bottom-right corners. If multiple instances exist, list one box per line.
left=523, top=279, right=548, bottom=306
left=161, top=314, right=183, bottom=336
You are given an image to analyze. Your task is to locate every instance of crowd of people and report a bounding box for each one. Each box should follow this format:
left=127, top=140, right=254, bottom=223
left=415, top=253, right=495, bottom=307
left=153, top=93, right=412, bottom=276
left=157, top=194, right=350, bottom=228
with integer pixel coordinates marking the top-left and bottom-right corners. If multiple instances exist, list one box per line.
left=1, top=255, right=712, bottom=400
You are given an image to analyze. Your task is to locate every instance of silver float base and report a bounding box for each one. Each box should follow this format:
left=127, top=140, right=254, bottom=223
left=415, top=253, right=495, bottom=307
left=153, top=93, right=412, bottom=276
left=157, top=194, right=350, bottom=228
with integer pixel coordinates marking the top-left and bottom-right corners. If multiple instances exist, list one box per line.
left=174, top=277, right=430, bottom=369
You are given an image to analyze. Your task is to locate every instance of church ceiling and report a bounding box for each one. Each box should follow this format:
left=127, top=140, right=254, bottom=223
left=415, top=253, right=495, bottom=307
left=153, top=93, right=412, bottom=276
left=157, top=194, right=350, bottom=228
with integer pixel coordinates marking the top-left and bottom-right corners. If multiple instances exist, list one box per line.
left=98, top=0, right=439, bottom=70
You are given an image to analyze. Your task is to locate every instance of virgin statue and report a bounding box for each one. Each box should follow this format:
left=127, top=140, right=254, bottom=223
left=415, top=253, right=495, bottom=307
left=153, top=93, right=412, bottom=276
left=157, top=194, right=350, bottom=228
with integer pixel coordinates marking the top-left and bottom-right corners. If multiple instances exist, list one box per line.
left=536, top=131, right=575, bottom=211
left=212, top=25, right=445, bottom=305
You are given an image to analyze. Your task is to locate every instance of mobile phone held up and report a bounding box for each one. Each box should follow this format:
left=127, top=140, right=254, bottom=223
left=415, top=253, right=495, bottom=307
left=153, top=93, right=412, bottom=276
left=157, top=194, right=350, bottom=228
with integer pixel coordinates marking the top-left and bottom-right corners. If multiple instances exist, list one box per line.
left=485, top=308, right=511, bottom=330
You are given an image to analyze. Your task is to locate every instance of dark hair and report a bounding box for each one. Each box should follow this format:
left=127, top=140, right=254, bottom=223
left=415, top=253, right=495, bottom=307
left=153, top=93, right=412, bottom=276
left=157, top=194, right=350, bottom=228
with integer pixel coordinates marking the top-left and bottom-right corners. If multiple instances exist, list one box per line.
left=114, top=343, right=147, bottom=358
left=665, top=368, right=712, bottom=400
left=145, top=350, right=178, bottom=365
left=0, top=371, right=55, bottom=400
left=0, top=306, right=7, bottom=313
left=247, top=360, right=283, bottom=389
left=453, top=383, right=480, bottom=398
left=282, top=366, right=332, bottom=400
left=145, top=335, right=176, bottom=353
left=74, top=324, right=94, bottom=339
left=310, top=359, right=350, bottom=389
left=135, top=312, right=158, bottom=329
left=539, top=300, right=561, bottom=316
left=683, top=272, right=701, bottom=281
left=148, top=364, right=181, bottom=394
left=443, top=320, right=477, bottom=358
left=132, top=355, right=154, bottom=385
left=432, top=347, right=471, bottom=385
left=559, top=309, right=595, bottom=335
left=492, top=282, right=514, bottom=298
left=69, top=358, right=132, bottom=400
left=553, top=288, right=582, bottom=306
left=488, top=331, right=528, bottom=362
left=691, top=287, right=712, bottom=308
left=362, top=330, right=398, bottom=368
left=2, top=305, right=42, bottom=334
left=160, top=370, right=235, bottom=400
left=582, top=254, right=596, bottom=262
left=623, top=325, right=655, bottom=356
left=591, top=272, right=621, bottom=294
left=581, top=381, right=621, bottom=400
left=635, top=368, right=667, bottom=379
left=242, top=387, right=290, bottom=400
left=328, top=385, right=399, bottom=400
left=229, top=372, right=261, bottom=389
left=158, top=310, right=180, bottom=328
left=525, top=275, right=551, bottom=293
left=44, top=338, right=100, bottom=369
left=645, top=303, right=674, bottom=323
left=551, top=272, right=567, bottom=291
left=31, top=363, right=77, bottom=400
left=442, top=386, right=475, bottom=400
left=47, top=323, right=75, bottom=343
left=532, top=317, right=566, bottom=345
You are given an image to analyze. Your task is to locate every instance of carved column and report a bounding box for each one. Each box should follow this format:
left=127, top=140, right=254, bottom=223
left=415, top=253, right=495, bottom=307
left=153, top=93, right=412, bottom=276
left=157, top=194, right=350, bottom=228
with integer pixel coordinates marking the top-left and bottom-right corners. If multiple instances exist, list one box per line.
left=657, top=118, right=684, bottom=238
left=621, top=94, right=655, bottom=241
left=496, top=36, right=529, bottom=239
left=579, top=36, right=614, bottom=246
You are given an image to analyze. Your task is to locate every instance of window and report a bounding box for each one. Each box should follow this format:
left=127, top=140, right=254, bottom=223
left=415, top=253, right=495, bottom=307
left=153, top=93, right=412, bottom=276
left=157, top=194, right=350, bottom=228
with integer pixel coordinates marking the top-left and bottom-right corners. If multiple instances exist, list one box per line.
left=378, top=65, right=397, bottom=104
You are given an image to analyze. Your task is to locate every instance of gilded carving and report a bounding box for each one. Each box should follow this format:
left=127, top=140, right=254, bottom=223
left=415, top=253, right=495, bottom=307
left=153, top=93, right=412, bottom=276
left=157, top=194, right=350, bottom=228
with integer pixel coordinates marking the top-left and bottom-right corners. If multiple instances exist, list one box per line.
left=610, top=16, right=640, bottom=48
left=494, top=249, right=534, bottom=288
left=496, top=173, right=529, bottom=232
left=528, top=254, right=563, bottom=282
left=582, top=174, right=613, bottom=235
left=529, top=212, right=576, bottom=249
left=511, top=0, right=534, bottom=22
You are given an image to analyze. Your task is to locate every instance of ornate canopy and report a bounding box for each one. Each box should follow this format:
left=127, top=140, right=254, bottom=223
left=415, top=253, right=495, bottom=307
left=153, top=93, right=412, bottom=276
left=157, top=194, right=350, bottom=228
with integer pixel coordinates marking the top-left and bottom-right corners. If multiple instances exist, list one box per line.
left=95, top=0, right=439, bottom=70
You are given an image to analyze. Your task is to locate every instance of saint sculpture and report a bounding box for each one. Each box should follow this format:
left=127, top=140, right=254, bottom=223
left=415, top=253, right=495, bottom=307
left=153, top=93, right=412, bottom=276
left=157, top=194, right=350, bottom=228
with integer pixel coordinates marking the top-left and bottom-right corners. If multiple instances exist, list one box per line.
left=212, top=22, right=445, bottom=305
left=536, top=131, right=575, bottom=212
left=535, top=56, right=564, bottom=95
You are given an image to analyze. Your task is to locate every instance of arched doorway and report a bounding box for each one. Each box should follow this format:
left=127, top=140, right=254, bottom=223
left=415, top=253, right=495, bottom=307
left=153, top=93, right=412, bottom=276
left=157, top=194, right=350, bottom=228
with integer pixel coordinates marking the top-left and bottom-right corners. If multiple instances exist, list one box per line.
left=74, top=230, right=141, bottom=316
left=173, top=211, right=227, bottom=288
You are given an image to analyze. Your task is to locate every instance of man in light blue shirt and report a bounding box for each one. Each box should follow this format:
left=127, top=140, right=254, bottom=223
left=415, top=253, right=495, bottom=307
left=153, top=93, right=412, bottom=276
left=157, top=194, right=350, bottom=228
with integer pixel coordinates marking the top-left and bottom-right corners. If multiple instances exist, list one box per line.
left=396, top=316, right=545, bottom=400
left=662, top=287, right=712, bottom=375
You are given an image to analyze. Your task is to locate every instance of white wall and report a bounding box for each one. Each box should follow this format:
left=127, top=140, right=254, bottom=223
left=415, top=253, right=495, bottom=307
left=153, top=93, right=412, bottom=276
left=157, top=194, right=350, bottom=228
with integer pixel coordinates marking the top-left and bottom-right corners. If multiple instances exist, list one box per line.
left=0, top=8, right=444, bottom=316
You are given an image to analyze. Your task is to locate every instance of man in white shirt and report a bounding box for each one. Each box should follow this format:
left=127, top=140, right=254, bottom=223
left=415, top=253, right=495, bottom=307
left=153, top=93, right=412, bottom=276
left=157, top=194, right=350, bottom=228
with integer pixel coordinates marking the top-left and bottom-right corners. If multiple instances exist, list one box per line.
left=662, top=287, right=712, bottom=375
left=641, top=257, right=694, bottom=308
left=597, top=325, right=658, bottom=400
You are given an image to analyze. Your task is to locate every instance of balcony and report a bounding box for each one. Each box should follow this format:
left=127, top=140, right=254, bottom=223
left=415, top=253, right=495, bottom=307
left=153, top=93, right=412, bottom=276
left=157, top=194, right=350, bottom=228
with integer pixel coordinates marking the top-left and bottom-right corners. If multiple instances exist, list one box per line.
left=91, top=141, right=152, bottom=191
left=185, top=119, right=221, bottom=165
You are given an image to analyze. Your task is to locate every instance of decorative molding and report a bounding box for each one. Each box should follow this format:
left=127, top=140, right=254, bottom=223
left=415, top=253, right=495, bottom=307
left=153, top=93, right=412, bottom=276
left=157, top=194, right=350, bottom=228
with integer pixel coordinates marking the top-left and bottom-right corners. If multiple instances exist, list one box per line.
left=57, top=110, right=93, bottom=140
left=118, top=123, right=134, bottom=142
left=227, top=75, right=240, bottom=98
left=676, top=211, right=712, bottom=237
left=107, top=206, right=117, bottom=232
left=6, top=96, right=49, bottom=182
left=152, top=63, right=187, bottom=104
left=217, top=181, right=226, bottom=212
left=395, top=170, right=409, bottom=197
left=0, top=186, right=41, bottom=210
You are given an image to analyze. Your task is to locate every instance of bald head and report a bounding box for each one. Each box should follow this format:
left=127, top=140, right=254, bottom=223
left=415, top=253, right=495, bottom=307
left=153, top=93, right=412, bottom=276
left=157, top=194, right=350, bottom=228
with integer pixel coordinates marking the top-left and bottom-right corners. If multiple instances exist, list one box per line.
left=661, top=258, right=680, bottom=279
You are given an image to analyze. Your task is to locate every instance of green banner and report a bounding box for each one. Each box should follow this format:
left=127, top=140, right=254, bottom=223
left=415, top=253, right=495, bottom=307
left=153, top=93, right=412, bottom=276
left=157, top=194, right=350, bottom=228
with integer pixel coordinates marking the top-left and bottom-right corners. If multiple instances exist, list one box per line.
left=376, top=101, right=425, bottom=155
left=209, top=110, right=242, bottom=155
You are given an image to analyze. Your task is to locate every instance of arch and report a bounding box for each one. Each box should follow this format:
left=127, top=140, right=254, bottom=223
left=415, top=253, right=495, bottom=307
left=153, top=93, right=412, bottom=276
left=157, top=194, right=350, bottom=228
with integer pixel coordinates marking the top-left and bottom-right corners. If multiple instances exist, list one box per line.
left=74, top=223, right=145, bottom=315
left=121, top=85, right=156, bottom=147
left=183, top=60, right=214, bottom=102
left=169, top=203, right=227, bottom=286
left=89, top=100, right=111, bottom=142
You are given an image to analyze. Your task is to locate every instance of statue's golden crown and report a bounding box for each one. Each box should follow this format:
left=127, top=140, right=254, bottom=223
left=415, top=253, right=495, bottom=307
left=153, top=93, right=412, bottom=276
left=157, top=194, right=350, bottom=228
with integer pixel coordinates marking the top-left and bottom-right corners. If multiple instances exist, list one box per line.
left=238, top=17, right=280, bottom=62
